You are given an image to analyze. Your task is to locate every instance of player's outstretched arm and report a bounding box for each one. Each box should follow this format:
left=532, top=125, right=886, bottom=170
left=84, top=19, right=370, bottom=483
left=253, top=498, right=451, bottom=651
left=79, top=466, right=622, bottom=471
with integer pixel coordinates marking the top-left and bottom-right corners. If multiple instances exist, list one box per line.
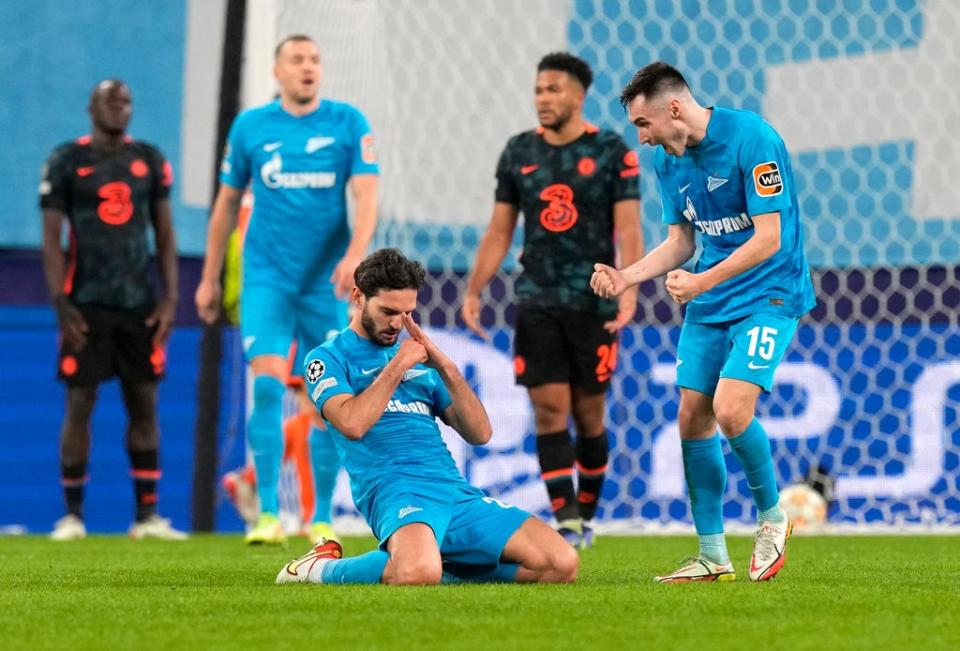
left=195, top=183, right=243, bottom=324
left=402, top=314, right=491, bottom=445
left=321, top=339, right=427, bottom=440
left=462, top=202, right=519, bottom=339
left=591, top=222, right=696, bottom=298
left=665, top=212, right=781, bottom=304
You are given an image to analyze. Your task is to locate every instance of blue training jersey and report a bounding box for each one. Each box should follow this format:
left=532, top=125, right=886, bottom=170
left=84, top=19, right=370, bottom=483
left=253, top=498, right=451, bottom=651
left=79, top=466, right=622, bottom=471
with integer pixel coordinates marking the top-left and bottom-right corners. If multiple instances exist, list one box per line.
left=219, top=99, right=378, bottom=292
left=304, top=328, right=468, bottom=512
left=655, top=106, right=816, bottom=323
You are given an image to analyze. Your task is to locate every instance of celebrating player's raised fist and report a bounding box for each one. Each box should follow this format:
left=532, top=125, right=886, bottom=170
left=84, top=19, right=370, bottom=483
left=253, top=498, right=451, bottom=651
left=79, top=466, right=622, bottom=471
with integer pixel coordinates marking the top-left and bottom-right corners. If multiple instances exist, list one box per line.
left=665, top=269, right=703, bottom=305
left=590, top=263, right=628, bottom=299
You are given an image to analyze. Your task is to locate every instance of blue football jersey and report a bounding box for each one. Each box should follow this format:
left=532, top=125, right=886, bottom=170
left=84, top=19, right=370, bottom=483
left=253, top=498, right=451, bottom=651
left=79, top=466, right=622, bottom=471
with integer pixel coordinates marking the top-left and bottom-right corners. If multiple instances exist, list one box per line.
left=656, top=106, right=816, bottom=323
left=303, top=328, right=466, bottom=512
left=219, top=99, right=378, bottom=292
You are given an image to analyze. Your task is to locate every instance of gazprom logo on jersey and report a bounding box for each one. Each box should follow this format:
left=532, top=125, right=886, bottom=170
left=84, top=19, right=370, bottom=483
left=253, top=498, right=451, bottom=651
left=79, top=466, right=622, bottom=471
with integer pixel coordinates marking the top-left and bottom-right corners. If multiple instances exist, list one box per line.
left=682, top=197, right=754, bottom=236
left=384, top=399, right=432, bottom=416
left=260, top=153, right=336, bottom=189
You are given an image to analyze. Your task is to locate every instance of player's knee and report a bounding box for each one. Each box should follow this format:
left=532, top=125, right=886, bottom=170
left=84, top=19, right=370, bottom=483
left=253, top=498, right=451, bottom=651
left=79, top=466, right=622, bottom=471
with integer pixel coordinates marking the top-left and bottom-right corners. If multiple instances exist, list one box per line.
left=66, top=386, right=98, bottom=418
left=713, top=399, right=752, bottom=437
left=387, top=558, right=442, bottom=585
left=533, top=402, right=568, bottom=432
left=252, top=375, right=285, bottom=409
left=550, top=544, right=579, bottom=583
left=571, top=410, right=604, bottom=439
left=123, top=384, right=159, bottom=430
left=678, top=402, right=714, bottom=439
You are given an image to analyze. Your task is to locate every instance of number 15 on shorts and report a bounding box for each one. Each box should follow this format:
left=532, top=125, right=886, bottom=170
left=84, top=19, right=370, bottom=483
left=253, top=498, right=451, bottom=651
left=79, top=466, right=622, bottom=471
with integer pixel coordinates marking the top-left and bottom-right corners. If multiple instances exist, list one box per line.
left=729, top=314, right=799, bottom=389
left=746, top=326, right=778, bottom=368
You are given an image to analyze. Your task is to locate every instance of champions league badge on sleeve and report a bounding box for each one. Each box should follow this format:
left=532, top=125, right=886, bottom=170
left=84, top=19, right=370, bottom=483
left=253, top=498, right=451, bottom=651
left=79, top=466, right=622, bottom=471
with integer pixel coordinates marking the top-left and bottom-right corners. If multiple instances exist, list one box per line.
left=306, top=359, right=325, bottom=383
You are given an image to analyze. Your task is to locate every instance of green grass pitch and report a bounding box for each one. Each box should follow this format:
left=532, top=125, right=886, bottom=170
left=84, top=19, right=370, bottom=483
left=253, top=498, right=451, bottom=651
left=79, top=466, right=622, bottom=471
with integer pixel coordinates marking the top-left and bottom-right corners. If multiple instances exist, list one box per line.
left=1, top=534, right=957, bottom=650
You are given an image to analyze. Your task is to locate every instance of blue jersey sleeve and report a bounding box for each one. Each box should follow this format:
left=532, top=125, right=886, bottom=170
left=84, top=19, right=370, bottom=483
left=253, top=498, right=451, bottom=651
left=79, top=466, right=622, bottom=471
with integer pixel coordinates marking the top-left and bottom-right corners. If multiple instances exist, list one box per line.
left=431, top=373, right=453, bottom=415
left=349, top=108, right=379, bottom=177
left=304, top=346, right=354, bottom=417
left=219, top=112, right=252, bottom=189
left=655, top=159, right=684, bottom=225
left=739, top=126, right=793, bottom=217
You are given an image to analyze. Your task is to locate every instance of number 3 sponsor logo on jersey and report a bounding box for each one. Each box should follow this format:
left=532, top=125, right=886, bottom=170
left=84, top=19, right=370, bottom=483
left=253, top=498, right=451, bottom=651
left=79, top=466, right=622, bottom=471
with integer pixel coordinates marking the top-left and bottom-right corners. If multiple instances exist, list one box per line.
left=539, top=183, right=578, bottom=232
left=97, top=182, right=134, bottom=225
left=753, top=161, right=783, bottom=196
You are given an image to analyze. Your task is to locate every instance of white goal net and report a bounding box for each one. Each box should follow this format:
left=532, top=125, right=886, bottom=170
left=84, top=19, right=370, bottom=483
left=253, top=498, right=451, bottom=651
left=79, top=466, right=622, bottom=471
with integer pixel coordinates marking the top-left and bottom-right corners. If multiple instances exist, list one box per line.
left=241, top=0, right=960, bottom=531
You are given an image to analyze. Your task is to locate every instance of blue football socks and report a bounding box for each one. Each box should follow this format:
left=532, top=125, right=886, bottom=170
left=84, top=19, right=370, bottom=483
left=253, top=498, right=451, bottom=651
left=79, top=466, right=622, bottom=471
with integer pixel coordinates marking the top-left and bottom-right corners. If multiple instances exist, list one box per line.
left=728, top=419, right=784, bottom=522
left=309, top=425, right=341, bottom=524
left=682, top=435, right=730, bottom=564
left=247, top=375, right=285, bottom=516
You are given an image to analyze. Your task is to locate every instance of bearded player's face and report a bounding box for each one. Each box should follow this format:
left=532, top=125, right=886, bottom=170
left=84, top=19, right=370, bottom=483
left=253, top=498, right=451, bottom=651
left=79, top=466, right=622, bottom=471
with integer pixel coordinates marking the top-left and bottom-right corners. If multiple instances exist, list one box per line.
left=274, top=40, right=322, bottom=105
left=534, top=70, right=583, bottom=131
left=355, top=288, right=418, bottom=347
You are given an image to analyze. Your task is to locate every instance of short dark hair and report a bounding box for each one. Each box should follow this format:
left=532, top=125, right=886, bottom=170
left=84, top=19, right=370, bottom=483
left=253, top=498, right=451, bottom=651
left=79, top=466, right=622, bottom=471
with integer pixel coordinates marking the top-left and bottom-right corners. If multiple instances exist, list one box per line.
left=619, top=61, right=689, bottom=109
left=354, top=248, right=426, bottom=298
left=274, top=34, right=315, bottom=59
left=538, top=52, right=593, bottom=91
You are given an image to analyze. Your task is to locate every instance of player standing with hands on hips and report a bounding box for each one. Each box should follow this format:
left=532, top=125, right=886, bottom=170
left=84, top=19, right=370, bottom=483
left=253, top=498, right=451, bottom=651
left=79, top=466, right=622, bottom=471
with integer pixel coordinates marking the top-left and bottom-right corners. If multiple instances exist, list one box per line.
left=591, top=62, right=815, bottom=582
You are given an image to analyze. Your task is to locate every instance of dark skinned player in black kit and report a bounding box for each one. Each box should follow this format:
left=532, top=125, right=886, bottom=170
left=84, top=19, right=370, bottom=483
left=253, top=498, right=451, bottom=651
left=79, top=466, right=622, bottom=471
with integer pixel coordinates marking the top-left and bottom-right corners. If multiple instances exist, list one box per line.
left=40, top=79, right=185, bottom=540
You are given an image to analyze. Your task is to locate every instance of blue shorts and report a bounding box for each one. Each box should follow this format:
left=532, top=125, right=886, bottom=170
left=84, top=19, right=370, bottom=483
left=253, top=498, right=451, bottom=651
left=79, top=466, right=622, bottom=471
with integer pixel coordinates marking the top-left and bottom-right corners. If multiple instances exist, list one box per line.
left=367, top=480, right=531, bottom=566
left=240, top=285, right=347, bottom=364
left=676, top=313, right=799, bottom=395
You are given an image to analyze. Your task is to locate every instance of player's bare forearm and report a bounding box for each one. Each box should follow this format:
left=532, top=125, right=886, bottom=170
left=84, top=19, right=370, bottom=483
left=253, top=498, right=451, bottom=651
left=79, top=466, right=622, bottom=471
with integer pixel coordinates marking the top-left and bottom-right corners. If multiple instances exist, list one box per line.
left=152, top=199, right=179, bottom=304
left=697, top=212, right=781, bottom=292
left=466, top=202, right=519, bottom=295
left=438, top=361, right=492, bottom=445
left=200, top=184, right=242, bottom=282
left=614, top=199, right=644, bottom=296
left=40, top=209, right=67, bottom=302
left=622, top=223, right=696, bottom=287
left=325, top=357, right=411, bottom=440
left=346, top=175, right=378, bottom=257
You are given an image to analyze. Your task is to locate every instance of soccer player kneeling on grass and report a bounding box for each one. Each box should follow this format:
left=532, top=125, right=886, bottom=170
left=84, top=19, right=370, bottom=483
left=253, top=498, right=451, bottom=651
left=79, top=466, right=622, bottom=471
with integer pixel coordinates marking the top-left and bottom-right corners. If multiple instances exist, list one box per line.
left=277, top=248, right=577, bottom=585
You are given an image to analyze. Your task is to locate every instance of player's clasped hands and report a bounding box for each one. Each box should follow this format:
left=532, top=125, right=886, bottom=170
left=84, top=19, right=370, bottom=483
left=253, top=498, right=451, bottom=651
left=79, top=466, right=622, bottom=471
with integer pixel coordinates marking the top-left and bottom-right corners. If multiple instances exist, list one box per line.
left=396, top=336, right=428, bottom=370
left=402, top=313, right=447, bottom=369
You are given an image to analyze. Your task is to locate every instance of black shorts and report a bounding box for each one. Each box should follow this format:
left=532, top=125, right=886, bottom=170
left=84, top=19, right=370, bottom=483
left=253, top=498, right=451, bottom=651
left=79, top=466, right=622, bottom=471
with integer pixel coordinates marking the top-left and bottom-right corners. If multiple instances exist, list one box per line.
left=58, top=306, right=165, bottom=386
left=512, top=305, right=618, bottom=394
